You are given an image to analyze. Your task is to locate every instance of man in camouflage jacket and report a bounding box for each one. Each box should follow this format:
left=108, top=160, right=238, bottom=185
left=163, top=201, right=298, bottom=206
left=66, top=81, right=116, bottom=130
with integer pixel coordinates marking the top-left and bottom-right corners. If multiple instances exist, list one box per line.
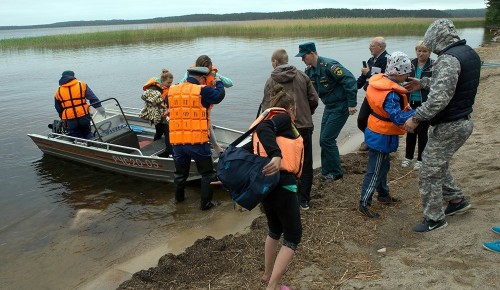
left=404, top=19, right=481, bottom=233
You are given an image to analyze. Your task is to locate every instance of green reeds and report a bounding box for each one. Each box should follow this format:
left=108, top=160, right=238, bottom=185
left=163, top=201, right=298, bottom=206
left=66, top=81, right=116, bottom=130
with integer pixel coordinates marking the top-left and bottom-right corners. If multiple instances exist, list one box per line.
left=0, top=18, right=484, bottom=50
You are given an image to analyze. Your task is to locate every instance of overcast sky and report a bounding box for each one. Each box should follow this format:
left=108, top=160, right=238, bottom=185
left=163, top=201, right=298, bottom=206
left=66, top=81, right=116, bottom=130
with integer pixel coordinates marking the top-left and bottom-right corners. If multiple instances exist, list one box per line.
left=1, top=0, right=487, bottom=26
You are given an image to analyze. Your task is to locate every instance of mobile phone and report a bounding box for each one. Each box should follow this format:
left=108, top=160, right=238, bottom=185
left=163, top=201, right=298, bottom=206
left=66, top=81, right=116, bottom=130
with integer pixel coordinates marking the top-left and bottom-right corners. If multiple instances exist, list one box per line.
left=362, top=61, right=367, bottom=68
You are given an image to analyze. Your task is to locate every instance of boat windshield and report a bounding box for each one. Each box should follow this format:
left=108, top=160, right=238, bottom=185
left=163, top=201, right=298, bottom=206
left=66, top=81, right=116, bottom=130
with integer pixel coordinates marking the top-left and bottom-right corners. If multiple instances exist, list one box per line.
left=89, top=98, right=132, bottom=142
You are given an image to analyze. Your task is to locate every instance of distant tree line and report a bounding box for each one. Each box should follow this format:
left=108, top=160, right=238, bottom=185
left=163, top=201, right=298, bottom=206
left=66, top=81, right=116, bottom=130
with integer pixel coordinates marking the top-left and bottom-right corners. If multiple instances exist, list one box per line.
left=485, top=0, right=500, bottom=28
left=0, top=8, right=486, bottom=30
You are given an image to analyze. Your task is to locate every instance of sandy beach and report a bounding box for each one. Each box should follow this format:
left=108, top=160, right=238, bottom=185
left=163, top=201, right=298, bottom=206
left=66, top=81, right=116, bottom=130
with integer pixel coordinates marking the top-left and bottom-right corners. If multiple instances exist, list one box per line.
left=115, top=41, right=500, bottom=290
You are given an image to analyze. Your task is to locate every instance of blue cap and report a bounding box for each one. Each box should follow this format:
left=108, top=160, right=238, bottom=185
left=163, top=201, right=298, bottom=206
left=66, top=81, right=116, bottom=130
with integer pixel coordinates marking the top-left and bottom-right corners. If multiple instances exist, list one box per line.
left=187, top=66, right=210, bottom=76
left=295, top=42, right=316, bottom=57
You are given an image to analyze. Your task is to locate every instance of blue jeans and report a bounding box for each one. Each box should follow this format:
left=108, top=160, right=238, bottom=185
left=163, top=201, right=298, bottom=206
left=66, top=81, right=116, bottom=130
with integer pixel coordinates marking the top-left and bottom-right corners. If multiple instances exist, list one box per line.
left=320, top=104, right=348, bottom=177
left=359, top=148, right=390, bottom=207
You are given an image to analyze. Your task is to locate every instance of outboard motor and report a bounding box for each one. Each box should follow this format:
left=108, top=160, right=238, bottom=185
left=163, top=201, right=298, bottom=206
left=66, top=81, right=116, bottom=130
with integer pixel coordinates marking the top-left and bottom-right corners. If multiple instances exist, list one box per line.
left=48, top=120, right=67, bottom=134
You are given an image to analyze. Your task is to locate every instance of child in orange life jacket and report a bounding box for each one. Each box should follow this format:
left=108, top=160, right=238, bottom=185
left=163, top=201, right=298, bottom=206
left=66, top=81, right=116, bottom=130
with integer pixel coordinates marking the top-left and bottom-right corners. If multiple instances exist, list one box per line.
left=246, top=84, right=303, bottom=290
left=139, top=69, right=174, bottom=155
left=181, top=55, right=233, bottom=153
left=358, top=51, right=416, bottom=219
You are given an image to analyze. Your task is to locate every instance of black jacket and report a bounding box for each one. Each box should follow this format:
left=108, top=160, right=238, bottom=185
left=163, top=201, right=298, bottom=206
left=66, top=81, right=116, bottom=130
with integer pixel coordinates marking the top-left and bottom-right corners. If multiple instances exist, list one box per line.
left=357, top=50, right=389, bottom=91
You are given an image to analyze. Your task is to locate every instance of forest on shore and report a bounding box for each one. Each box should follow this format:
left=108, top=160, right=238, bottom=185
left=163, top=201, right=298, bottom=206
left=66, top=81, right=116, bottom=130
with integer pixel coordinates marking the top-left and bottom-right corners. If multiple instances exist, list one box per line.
left=0, top=8, right=485, bottom=30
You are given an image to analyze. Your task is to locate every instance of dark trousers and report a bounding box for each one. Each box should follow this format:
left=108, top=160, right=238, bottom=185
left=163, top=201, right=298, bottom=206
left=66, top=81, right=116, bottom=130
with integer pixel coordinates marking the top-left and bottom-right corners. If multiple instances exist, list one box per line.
left=154, top=122, right=173, bottom=155
left=297, top=128, right=313, bottom=203
left=173, top=158, right=215, bottom=207
left=405, top=101, right=429, bottom=161
left=359, top=148, right=390, bottom=207
left=66, top=115, right=93, bottom=139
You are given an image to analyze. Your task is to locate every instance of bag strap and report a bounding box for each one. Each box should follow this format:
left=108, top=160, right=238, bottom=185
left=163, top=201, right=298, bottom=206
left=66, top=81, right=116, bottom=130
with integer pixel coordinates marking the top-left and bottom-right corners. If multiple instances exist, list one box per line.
left=230, top=109, right=272, bottom=147
left=230, top=119, right=260, bottom=147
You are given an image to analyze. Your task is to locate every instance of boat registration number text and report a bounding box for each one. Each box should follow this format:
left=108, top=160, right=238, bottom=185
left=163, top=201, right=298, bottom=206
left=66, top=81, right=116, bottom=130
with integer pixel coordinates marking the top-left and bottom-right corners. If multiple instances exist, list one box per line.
left=112, top=156, right=159, bottom=168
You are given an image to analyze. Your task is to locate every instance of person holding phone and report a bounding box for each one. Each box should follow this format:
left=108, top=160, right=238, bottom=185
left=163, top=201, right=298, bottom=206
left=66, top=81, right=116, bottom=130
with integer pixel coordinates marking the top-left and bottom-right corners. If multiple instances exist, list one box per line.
left=357, top=36, right=389, bottom=91
left=356, top=37, right=389, bottom=151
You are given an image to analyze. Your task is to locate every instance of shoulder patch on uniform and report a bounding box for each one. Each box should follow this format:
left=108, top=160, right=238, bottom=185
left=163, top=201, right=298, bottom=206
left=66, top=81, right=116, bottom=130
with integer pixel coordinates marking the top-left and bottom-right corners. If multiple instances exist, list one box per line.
left=331, top=65, right=343, bottom=76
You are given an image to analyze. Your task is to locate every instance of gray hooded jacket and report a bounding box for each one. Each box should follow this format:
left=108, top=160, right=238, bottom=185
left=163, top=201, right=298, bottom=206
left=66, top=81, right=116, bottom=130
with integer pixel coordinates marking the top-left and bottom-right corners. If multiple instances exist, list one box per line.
left=414, top=18, right=481, bottom=123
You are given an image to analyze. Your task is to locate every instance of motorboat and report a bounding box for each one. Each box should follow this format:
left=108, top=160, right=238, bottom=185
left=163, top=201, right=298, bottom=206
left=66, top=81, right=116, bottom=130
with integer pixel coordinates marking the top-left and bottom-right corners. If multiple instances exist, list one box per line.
left=28, top=98, right=244, bottom=182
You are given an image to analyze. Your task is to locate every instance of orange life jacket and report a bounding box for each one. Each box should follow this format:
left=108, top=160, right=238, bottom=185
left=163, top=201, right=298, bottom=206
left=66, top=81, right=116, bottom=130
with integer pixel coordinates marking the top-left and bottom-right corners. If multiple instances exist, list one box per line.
left=168, top=82, right=210, bottom=145
left=249, top=108, right=304, bottom=177
left=142, top=77, right=161, bottom=91
left=206, top=66, right=218, bottom=88
left=366, top=74, right=409, bottom=135
left=143, top=77, right=168, bottom=101
left=54, top=79, right=90, bottom=120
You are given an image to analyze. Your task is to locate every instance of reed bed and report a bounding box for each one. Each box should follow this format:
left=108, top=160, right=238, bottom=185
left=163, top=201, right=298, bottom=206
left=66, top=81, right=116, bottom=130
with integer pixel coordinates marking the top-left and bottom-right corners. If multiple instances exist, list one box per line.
left=0, top=18, right=484, bottom=50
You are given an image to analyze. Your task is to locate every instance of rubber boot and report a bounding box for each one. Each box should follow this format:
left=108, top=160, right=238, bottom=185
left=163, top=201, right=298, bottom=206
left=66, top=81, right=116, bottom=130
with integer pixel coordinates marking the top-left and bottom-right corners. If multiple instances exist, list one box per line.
left=196, top=157, right=216, bottom=210
left=173, top=161, right=190, bottom=202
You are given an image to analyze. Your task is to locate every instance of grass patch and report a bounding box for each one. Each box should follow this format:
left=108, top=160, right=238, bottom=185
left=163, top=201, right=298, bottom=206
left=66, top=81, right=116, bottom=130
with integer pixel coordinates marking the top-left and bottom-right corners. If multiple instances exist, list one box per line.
left=0, top=18, right=484, bottom=50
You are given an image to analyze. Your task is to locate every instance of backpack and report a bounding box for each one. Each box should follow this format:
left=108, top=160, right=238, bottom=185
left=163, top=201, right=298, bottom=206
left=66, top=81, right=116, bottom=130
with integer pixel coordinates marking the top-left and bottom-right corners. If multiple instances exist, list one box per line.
left=216, top=145, right=279, bottom=210
left=216, top=109, right=282, bottom=210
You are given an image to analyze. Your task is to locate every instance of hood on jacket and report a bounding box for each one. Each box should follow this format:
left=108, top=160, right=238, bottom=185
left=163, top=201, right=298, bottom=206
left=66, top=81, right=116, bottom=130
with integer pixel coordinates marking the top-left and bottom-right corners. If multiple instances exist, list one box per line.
left=423, top=18, right=461, bottom=55
left=59, top=75, right=76, bottom=86
left=271, top=64, right=297, bottom=83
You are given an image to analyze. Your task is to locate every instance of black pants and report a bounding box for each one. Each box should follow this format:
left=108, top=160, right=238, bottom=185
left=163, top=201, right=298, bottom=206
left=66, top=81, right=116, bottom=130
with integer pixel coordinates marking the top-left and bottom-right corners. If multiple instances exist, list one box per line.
left=297, top=128, right=313, bottom=203
left=173, top=157, right=215, bottom=209
left=154, top=122, right=172, bottom=155
left=405, top=101, right=429, bottom=161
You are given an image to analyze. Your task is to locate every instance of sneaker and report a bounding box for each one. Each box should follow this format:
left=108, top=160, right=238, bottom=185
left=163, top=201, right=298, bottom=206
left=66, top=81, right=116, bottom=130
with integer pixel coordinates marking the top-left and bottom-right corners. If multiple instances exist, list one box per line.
left=299, top=201, right=310, bottom=210
left=377, top=195, right=401, bottom=204
left=200, top=201, right=220, bottom=211
left=483, top=240, right=500, bottom=253
left=358, top=204, right=381, bottom=219
left=320, top=174, right=343, bottom=182
left=492, top=226, right=500, bottom=235
left=401, top=158, right=411, bottom=168
left=412, top=218, right=448, bottom=233
left=444, top=198, right=471, bottom=216
left=413, top=160, right=422, bottom=170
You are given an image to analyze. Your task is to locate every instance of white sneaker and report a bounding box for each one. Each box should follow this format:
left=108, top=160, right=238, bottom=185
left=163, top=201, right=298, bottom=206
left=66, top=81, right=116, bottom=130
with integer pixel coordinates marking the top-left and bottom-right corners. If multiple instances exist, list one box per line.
left=413, top=161, right=422, bottom=170
left=401, top=158, right=411, bottom=168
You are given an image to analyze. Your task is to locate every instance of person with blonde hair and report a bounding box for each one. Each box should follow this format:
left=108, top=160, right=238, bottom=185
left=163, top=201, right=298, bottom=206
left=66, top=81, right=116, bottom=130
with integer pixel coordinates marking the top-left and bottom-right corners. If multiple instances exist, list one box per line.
left=401, top=41, right=433, bottom=170
left=140, top=68, right=174, bottom=155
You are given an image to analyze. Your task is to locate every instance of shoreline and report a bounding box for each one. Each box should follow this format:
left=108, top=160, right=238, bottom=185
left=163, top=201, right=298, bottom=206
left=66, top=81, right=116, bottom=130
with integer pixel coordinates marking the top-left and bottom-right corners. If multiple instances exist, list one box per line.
left=77, top=131, right=364, bottom=290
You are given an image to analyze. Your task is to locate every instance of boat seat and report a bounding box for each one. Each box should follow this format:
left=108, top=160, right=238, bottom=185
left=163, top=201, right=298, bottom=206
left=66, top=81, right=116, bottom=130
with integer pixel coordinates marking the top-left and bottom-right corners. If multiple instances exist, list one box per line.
left=140, top=139, right=166, bottom=156
left=107, top=130, right=140, bottom=150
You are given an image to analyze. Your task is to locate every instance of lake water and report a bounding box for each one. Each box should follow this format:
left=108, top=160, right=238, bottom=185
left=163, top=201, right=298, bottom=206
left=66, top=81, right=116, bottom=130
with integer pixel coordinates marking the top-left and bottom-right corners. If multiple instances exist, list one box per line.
left=0, top=24, right=485, bottom=290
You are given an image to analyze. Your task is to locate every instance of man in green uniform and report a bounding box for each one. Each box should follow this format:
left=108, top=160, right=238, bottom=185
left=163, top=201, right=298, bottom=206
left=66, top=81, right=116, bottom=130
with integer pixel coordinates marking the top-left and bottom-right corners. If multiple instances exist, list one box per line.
left=296, top=42, right=358, bottom=181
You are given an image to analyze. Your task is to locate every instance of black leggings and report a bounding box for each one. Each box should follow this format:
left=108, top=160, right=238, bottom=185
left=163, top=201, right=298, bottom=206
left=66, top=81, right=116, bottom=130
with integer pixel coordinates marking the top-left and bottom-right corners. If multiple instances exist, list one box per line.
left=261, top=186, right=302, bottom=250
